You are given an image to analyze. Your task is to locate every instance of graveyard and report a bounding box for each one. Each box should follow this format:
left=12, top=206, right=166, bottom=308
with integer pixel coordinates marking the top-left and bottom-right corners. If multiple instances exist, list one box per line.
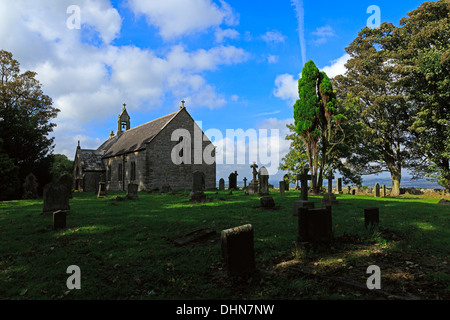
left=0, top=187, right=449, bottom=300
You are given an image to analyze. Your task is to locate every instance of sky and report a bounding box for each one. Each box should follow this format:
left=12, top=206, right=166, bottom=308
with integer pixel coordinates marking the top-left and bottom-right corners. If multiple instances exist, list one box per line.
left=0, top=0, right=433, bottom=185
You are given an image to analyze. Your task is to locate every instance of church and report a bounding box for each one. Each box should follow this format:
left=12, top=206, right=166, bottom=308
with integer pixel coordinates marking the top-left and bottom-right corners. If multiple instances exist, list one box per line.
left=73, top=102, right=216, bottom=192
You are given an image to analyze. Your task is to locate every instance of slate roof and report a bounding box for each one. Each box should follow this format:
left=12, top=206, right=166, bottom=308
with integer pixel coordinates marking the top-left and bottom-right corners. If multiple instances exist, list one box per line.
left=78, top=149, right=104, bottom=171
left=97, top=110, right=179, bottom=158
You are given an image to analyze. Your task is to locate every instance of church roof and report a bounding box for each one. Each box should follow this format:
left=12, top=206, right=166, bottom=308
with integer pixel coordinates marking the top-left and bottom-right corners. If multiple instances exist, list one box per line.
left=78, top=149, right=104, bottom=171
left=98, top=110, right=180, bottom=158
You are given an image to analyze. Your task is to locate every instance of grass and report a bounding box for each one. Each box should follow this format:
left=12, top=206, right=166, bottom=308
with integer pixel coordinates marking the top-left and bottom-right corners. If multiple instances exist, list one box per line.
left=0, top=189, right=449, bottom=300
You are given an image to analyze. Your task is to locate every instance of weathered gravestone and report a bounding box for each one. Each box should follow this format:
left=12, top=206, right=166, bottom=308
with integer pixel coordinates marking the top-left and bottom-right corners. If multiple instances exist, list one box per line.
left=337, top=178, right=343, bottom=194
left=42, top=182, right=70, bottom=215
left=53, top=210, right=67, bottom=230
left=248, top=162, right=259, bottom=194
left=258, top=166, right=269, bottom=196
left=228, top=171, right=238, bottom=190
left=127, top=183, right=138, bottom=199
left=364, top=207, right=379, bottom=230
left=292, top=169, right=315, bottom=216
left=322, top=172, right=338, bottom=205
left=22, top=173, right=38, bottom=199
left=190, top=171, right=206, bottom=202
left=438, top=199, right=450, bottom=206
left=298, top=206, right=333, bottom=243
left=352, top=189, right=356, bottom=195
left=243, top=177, right=247, bottom=189
left=279, top=181, right=285, bottom=195
left=97, top=182, right=107, bottom=198
left=260, top=196, right=275, bottom=208
left=219, top=178, right=225, bottom=191
left=374, top=183, right=381, bottom=197
left=221, top=224, right=256, bottom=276
left=283, top=174, right=290, bottom=191
left=59, top=174, right=73, bottom=199
left=381, top=185, right=386, bottom=197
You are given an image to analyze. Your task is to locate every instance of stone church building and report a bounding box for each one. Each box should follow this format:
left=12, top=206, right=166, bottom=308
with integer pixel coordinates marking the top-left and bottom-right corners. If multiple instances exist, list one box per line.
left=73, top=103, right=216, bottom=192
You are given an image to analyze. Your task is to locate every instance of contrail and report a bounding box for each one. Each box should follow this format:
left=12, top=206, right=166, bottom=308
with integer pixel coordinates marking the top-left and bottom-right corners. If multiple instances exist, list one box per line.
left=291, top=0, right=306, bottom=67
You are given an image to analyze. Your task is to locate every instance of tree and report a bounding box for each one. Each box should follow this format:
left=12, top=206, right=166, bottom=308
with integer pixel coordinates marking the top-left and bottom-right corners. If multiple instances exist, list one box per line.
left=0, top=50, right=59, bottom=197
left=51, top=154, right=74, bottom=181
left=394, top=0, right=450, bottom=190
left=294, top=60, right=340, bottom=193
left=279, top=123, right=309, bottom=182
left=0, top=138, right=20, bottom=200
left=334, top=23, right=412, bottom=196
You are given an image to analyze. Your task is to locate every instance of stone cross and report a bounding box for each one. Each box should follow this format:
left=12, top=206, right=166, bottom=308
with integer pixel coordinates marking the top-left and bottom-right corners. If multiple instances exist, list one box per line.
left=250, top=162, right=258, bottom=181
left=326, top=172, right=335, bottom=194
left=243, top=177, right=247, bottom=189
left=298, top=169, right=312, bottom=201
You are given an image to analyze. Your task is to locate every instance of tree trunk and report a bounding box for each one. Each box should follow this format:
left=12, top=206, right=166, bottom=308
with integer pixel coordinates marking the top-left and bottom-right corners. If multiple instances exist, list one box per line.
left=390, top=170, right=401, bottom=197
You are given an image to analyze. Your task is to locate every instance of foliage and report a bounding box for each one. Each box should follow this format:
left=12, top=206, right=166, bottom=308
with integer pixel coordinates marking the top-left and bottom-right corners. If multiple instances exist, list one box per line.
left=0, top=139, right=20, bottom=200
left=394, top=0, right=450, bottom=190
left=0, top=50, right=59, bottom=197
left=278, top=123, right=308, bottom=182
left=51, top=154, right=74, bottom=181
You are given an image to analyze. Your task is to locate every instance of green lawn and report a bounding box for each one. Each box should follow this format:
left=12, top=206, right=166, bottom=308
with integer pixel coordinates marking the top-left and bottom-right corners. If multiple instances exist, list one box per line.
left=0, top=190, right=449, bottom=300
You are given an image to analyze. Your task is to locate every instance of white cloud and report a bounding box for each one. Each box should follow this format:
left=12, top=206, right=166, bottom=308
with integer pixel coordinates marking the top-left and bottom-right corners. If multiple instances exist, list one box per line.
left=261, top=30, right=286, bottom=44
left=215, top=28, right=240, bottom=43
left=321, top=53, right=350, bottom=78
left=273, top=73, right=299, bottom=104
left=128, top=0, right=238, bottom=40
left=311, top=25, right=336, bottom=45
left=267, top=54, right=279, bottom=64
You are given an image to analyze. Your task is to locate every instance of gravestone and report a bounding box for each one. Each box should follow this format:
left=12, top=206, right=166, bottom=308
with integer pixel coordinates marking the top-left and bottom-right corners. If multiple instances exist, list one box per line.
left=292, top=169, right=314, bottom=216
left=58, top=174, right=73, bottom=199
left=42, top=182, right=70, bottom=215
left=283, top=174, right=290, bottom=191
left=228, top=171, right=238, bottom=190
left=298, top=206, right=333, bottom=243
left=260, top=196, right=275, bottom=208
left=243, top=177, right=247, bottom=189
left=174, top=228, right=216, bottom=246
left=438, top=199, right=450, bottom=206
left=219, top=178, right=225, bottom=191
left=221, top=224, right=256, bottom=276
left=97, top=182, right=107, bottom=198
left=53, top=210, right=67, bottom=230
left=352, top=189, right=356, bottom=195
left=347, top=186, right=351, bottom=195
left=248, top=162, right=259, bottom=194
left=322, top=172, right=338, bottom=205
left=381, top=185, right=386, bottom=197
left=279, top=181, right=285, bottom=195
left=126, top=183, right=139, bottom=199
left=258, top=167, right=269, bottom=196
left=364, top=207, right=379, bottom=230
left=374, top=183, right=380, bottom=197
left=190, top=171, right=206, bottom=202
left=22, top=173, right=38, bottom=199
left=337, top=178, right=343, bottom=194
left=326, top=172, right=334, bottom=195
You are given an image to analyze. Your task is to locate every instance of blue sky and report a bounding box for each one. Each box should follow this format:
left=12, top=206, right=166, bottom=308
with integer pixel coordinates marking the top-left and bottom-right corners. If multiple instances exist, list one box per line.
left=0, top=0, right=433, bottom=185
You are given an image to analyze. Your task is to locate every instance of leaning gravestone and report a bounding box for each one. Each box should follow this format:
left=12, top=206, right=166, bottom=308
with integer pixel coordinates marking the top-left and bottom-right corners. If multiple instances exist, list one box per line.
left=364, top=207, right=379, bottom=230
left=258, top=167, right=269, bottom=196
left=374, top=183, right=381, bottom=197
left=53, top=210, right=67, bottom=230
left=298, top=206, right=333, bottom=243
left=219, top=178, right=225, bottom=190
left=42, top=182, right=70, bottom=215
left=221, top=224, right=256, bottom=276
left=126, top=183, right=138, bottom=199
left=190, top=171, right=206, bottom=202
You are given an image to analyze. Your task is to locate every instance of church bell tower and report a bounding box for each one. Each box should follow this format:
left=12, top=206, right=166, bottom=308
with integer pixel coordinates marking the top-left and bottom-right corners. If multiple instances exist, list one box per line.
left=117, top=103, right=130, bottom=135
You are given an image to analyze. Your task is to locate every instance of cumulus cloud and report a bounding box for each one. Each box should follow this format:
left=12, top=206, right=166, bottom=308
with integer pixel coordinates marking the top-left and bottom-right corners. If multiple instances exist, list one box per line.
left=273, top=73, right=299, bottom=104
left=0, top=0, right=248, bottom=158
left=128, top=0, right=238, bottom=40
left=320, top=53, right=350, bottom=78
left=311, top=25, right=336, bottom=45
left=261, top=30, right=286, bottom=44
left=214, top=28, right=240, bottom=43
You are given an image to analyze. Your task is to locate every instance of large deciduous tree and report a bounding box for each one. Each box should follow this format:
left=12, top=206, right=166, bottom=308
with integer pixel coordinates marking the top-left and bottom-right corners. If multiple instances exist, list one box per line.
left=394, top=0, right=450, bottom=190
left=0, top=50, right=59, bottom=198
left=334, top=23, right=412, bottom=196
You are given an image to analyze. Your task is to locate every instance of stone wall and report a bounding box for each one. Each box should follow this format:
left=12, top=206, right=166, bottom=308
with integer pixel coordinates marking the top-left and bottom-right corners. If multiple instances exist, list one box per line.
left=104, top=151, right=146, bottom=191
left=145, top=108, right=216, bottom=191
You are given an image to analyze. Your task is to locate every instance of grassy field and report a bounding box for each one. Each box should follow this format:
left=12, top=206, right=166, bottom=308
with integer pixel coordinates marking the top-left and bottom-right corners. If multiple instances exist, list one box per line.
left=0, top=189, right=449, bottom=300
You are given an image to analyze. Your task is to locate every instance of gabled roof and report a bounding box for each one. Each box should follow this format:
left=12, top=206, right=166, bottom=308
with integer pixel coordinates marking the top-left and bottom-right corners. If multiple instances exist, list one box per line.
left=78, top=149, right=104, bottom=171
left=98, top=110, right=180, bottom=158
